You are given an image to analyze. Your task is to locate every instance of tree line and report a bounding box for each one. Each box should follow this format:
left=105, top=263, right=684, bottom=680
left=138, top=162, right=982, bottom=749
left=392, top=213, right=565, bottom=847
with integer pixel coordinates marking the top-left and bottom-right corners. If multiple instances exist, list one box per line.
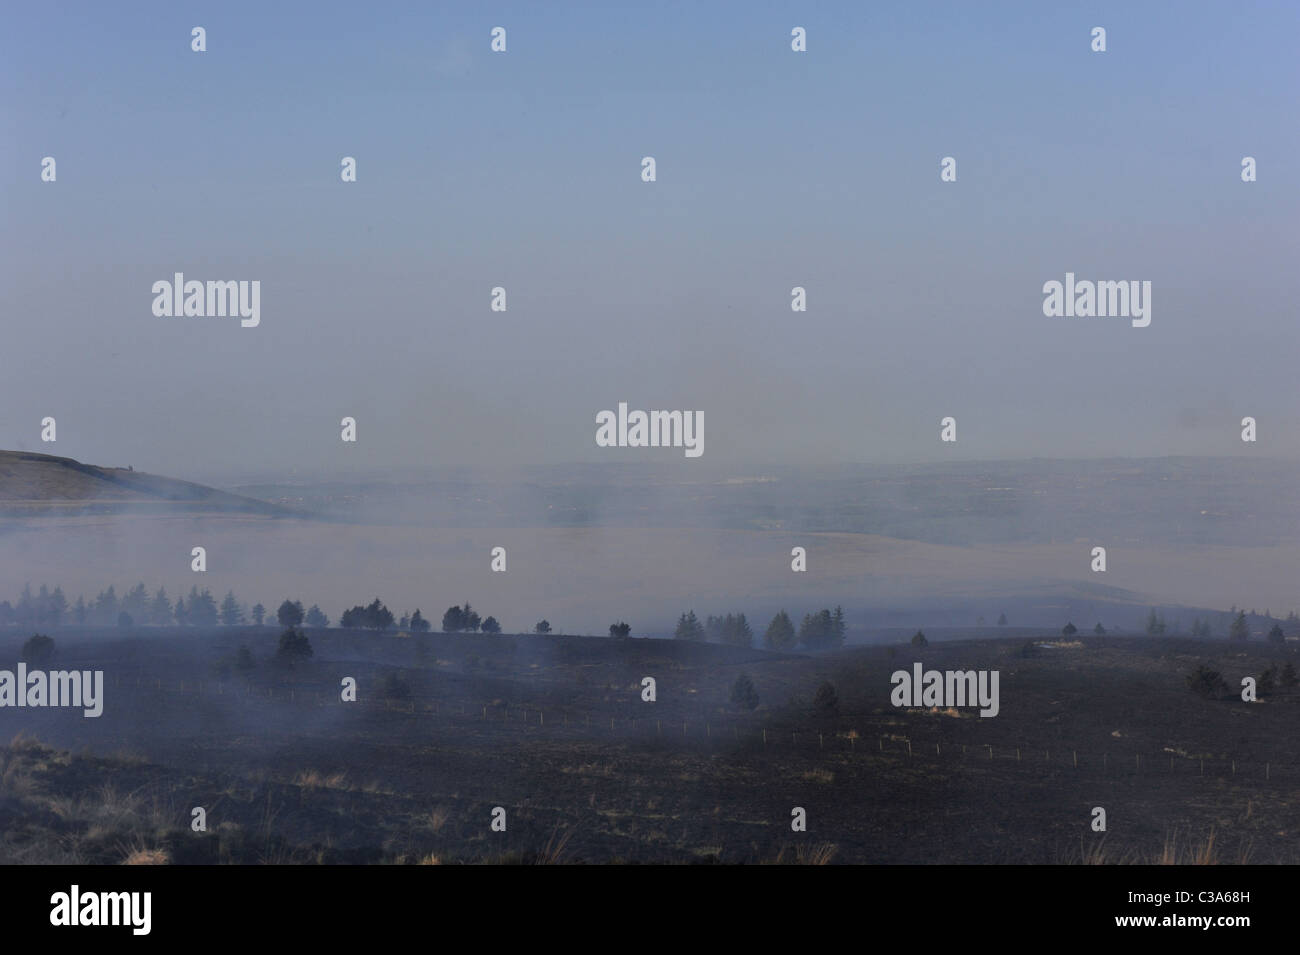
left=673, top=606, right=847, bottom=650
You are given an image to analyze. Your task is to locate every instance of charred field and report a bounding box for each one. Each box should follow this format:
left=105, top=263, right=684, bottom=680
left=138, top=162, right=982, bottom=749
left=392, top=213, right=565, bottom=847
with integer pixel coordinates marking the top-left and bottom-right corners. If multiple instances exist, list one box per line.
left=1, top=628, right=1298, bottom=864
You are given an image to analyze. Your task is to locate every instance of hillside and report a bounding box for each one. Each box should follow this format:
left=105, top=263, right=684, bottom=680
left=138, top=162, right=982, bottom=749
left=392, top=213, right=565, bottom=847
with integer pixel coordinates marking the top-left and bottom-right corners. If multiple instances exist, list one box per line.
left=0, top=450, right=293, bottom=517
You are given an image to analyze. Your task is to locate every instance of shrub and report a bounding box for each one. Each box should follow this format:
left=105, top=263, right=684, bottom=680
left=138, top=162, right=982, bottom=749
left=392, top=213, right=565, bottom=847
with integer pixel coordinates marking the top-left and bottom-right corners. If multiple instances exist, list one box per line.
left=1258, top=666, right=1277, bottom=697
left=1282, top=662, right=1298, bottom=688
left=1268, top=624, right=1285, bottom=644
left=235, top=645, right=255, bottom=671
left=21, top=633, right=55, bottom=666
left=1187, top=665, right=1229, bottom=699
left=729, top=672, right=759, bottom=710
left=275, top=628, right=313, bottom=668
left=812, top=681, right=839, bottom=717
left=380, top=671, right=411, bottom=701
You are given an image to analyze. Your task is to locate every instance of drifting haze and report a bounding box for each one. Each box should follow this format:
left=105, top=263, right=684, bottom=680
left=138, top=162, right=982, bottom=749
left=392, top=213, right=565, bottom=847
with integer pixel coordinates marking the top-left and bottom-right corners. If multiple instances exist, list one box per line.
left=1, top=2, right=1298, bottom=480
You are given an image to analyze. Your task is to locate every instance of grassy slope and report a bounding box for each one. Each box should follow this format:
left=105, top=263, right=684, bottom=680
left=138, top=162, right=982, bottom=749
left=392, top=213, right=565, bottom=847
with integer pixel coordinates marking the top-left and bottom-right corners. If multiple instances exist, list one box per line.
left=0, top=450, right=290, bottom=516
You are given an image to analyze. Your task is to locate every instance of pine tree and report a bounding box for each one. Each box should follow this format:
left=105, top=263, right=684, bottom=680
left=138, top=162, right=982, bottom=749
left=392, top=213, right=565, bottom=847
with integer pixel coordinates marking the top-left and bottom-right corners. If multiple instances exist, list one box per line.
left=123, top=582, right=150, bottom=623
left=150, top=587, right=172, bottom=626
left=730, top=671, right=759, bottom=710
left=276, top=599, right=305, bottom=628
left=189, top=588, right=219, bottom=627
left=219, top=591, right=244, bottom=626
left=674, top=611, right=704, bottom=641
left=764, top=610, right=796, bottom=650
left=94, top=586, right=118, bottom=627
left=729, top=612, right=754, bottom=648
left=832, top=606, right=847, bottom=647
left=49, top=586, right=67, bottom=626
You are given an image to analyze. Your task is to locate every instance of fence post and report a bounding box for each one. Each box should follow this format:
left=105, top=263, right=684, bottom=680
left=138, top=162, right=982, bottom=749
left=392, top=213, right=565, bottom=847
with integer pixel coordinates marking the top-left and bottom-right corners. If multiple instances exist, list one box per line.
left=1073, top=751, right=1077, bottom=769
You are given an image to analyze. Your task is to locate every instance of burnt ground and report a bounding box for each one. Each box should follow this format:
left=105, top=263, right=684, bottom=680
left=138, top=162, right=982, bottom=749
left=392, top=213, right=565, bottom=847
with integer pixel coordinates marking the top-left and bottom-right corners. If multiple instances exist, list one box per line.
left=1, top=628, right=1297, bottom=864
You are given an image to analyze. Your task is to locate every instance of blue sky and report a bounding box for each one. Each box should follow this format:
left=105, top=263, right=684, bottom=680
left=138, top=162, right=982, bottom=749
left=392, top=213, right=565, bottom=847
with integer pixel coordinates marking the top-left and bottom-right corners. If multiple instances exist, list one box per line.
left=2, top=2, right=1297, bottom=478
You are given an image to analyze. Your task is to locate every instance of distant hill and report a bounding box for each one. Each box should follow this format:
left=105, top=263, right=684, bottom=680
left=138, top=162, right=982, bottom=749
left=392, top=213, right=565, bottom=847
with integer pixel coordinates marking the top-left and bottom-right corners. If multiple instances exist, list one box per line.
left=0, top=450, right=294, bottom=517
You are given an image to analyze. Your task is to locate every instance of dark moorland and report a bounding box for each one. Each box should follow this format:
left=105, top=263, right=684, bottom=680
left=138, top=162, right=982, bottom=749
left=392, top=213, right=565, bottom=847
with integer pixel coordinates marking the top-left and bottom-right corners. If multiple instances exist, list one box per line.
left=1, top=627, right=1296, bottom=864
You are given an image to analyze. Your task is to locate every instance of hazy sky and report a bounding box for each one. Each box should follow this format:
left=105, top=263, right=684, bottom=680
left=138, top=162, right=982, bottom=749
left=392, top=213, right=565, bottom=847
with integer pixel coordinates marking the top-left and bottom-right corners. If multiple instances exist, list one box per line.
left=2, top=1, right=1297, bottom=483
